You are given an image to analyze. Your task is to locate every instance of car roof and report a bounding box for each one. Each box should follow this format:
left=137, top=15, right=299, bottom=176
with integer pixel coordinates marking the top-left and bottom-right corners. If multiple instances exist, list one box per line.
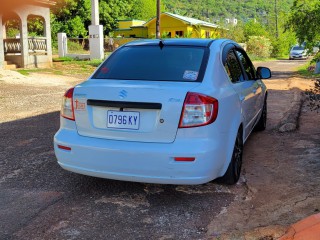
left=124, top=38, right=216, bottom=48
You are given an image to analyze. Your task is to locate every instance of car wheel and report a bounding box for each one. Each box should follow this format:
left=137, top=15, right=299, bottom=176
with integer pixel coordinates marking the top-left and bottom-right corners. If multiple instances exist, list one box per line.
left=255, top=99, right=267, bottom=131
left=219, top=130, right=243, bottom=185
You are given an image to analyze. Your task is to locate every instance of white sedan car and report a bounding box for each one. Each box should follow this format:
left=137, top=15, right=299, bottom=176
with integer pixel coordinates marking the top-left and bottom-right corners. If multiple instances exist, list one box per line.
left=54, top=39, right=271, bottom=185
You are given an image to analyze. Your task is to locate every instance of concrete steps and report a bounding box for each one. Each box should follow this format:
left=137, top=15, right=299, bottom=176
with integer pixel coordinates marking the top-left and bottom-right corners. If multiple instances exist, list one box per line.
left=4, top=61, right=17, bottom=70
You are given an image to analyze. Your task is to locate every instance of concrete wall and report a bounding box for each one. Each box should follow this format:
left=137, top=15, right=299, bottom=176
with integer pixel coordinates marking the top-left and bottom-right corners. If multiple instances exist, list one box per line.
left=5, top=55, right=23, bottom=68
left=27, top=55, right=52, bottom=68
left=6, top=54, right=52, bottom=69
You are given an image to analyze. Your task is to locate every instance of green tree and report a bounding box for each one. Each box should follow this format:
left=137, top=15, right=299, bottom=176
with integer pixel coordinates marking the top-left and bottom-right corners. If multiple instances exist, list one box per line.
left=286, top=0, right=320, bottom=48
left=51, top=0, right=90, bottom=38
left=129, top=0, right=162, bottom=21
left=222, top=23, right=246, bottom=43
left=99, top=0, right=133, bottom=34
left=243, top=20, right=268, bottom=41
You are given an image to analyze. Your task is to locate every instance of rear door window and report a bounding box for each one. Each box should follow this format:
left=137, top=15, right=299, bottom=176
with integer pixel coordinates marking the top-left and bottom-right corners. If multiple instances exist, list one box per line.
left=236, top=50, right=257, bottom=80
left=93, top=46, right=208, bottom=82
left=224, top=51, right=245, bottom=83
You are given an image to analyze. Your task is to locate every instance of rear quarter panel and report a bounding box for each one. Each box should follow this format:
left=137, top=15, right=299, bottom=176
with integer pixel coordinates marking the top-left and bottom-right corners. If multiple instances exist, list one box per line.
left=187, top=41, right=243, bottom=177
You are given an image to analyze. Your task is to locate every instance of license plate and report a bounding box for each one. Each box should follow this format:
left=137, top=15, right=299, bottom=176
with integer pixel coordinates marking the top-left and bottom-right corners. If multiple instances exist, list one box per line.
left=107, top=111, right=140, bottom=130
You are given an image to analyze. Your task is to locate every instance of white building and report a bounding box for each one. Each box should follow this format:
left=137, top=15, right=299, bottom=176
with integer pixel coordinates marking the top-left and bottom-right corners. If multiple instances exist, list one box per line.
left=0, top=0, right=55, bottom=69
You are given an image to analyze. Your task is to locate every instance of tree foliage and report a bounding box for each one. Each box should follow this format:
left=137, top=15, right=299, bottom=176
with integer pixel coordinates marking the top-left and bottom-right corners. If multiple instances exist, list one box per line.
left=129, top=0, right=165, bottom=21
left=286, top=0, right=320, bottom=48
left=243, top=20, right=268, bottom=41
left=51, top=0, right=91, bottom=38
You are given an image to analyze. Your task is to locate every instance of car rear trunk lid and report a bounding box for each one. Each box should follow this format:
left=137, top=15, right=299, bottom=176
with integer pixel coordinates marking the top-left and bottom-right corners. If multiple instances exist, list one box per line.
left=73, top=80, right=199, bottom=143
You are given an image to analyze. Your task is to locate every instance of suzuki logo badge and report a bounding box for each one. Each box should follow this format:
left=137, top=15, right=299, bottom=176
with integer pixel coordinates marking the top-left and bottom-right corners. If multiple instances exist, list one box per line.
left=119, top=90, right=128, bottom=99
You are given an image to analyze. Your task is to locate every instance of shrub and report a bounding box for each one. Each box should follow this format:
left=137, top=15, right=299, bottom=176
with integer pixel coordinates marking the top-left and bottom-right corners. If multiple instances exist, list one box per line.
left=67, top=40, right=86, bottom=53
left=246, top=36, right=273, bottom=58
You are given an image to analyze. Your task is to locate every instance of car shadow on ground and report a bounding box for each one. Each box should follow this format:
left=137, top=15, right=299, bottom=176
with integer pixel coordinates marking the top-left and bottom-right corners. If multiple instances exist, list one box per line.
left=0, top=111, right=235, bottom=239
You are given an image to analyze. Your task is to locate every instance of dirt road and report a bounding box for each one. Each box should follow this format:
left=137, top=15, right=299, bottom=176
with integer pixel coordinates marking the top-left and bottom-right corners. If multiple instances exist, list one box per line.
left=0, top=60, right=319, bottom=240
left=208, top=60, right=320, bottom=239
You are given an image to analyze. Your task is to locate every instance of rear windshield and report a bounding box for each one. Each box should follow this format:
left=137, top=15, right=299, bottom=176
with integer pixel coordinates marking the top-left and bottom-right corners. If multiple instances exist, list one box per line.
left=93, top=45, right=207, bottom=82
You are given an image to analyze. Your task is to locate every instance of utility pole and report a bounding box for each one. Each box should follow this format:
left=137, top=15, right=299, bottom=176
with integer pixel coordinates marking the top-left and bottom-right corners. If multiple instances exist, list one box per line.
left=89, top=0, right=104, bottom=60
left=156, top=0, right=161, bottom=39
left=275, top=0, right=279, bottom=39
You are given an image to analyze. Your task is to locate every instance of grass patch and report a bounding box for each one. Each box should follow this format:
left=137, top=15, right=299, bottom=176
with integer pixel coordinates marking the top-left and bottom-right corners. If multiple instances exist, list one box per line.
left=14, top=53, right=111, bottom=79
left=52, top=56, right=74, bottom=62
left=53, top=70, right=64, bottom=75
left=61, top=59, right=102, bottom=67
left=17, top=69, right=48, bottom=76
left=297, top=62, right=320, bottom=78
left=16, top=58, right=106, bottom=78
left=51, top=58, right=107, bottom=77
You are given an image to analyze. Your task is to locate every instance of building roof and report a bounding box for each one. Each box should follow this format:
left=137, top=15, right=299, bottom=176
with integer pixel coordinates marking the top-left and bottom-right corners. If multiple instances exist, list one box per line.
left=0, top=0, right=55, bottom=14
left=118, top=19, right=146, bottom=23
left=144, top=12, right=219, bottom=28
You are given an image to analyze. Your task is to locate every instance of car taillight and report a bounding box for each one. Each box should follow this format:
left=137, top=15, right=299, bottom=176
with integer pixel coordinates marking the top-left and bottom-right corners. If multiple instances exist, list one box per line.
left=179, top=92, right=218, bottom=128
left=61, top=87, right=75, bottom=121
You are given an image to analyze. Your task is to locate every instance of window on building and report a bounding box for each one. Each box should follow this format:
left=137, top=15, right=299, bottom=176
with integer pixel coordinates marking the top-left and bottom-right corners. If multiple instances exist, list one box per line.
left=175, top=31, right=184, bottom=37
left=205, top=31, right=210, bottom=38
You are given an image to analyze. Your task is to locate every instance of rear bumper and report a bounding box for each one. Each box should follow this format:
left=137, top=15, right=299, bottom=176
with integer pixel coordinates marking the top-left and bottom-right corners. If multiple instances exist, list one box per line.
left=54, top=128, right=228, bottom=185
left=289, top=55, right=307, bottom=59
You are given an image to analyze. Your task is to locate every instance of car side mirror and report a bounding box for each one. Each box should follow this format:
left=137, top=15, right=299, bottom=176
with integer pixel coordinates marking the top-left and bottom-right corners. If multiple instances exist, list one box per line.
left=257, top=67, right=271, bottom=79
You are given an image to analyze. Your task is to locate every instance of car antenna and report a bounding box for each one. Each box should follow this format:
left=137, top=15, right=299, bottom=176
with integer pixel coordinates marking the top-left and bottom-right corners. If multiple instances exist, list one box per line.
left=159, top=40, right=164, bottom=50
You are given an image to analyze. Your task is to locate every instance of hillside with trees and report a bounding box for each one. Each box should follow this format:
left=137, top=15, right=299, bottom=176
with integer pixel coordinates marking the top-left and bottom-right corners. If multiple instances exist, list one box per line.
left=163, top=0, right=293, bottom=24
left=50, top=0, right=294, bottom=37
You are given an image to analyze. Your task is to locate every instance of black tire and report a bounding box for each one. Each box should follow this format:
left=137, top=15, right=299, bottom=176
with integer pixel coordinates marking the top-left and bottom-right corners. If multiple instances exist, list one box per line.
left=219, top=130, right=243, bottom=185
left=255, top=99, right=267, bottom=131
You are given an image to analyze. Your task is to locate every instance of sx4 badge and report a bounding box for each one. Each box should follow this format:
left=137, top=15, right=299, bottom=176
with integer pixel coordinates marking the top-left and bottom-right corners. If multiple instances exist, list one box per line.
left=74, top=98, right=86, bottom=111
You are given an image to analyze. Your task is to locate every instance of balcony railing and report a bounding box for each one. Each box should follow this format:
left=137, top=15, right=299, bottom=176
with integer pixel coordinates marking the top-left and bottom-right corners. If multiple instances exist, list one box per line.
left=4, top=37, right=47, bottom=54
left=4, top=39, right=21, bottom=53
